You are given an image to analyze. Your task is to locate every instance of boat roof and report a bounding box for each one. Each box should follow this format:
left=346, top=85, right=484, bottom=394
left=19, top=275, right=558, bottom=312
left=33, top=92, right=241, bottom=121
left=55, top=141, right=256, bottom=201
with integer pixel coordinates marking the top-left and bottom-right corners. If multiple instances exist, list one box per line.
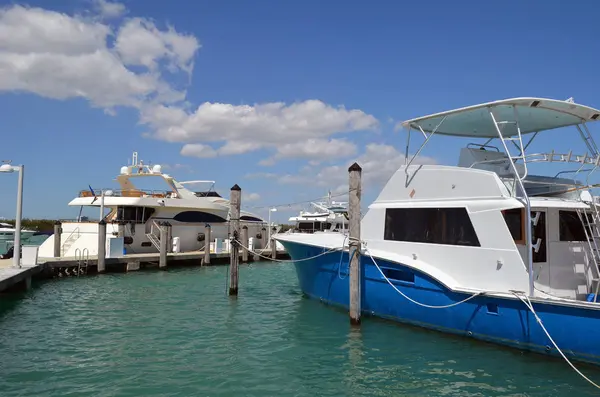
left=401, top=97, right=600, bottom=138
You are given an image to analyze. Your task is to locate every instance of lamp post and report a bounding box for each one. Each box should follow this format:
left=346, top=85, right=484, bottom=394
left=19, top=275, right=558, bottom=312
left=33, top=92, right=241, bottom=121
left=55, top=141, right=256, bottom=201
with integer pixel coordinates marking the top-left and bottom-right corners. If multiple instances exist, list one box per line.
left=0, top=162, right=24, bottom=268
left=267, top=207, right=277, bottom=247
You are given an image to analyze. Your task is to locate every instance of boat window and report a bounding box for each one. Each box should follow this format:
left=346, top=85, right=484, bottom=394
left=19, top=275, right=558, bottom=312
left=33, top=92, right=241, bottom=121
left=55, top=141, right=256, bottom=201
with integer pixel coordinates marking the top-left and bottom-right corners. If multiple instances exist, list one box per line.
left=532, top=211, right=547, bottom=263
left=194, top=191, right=222, bottom=198
left=384, top=208, right=480, bottom=247
left=559, top=211, right=588, bottom=241
left=173, top=211, right=227, bottom=223
left=240, top=215, right=263, bottom=222
left=116, top=206, right=155, bottom=223
left=502, top=208, right=524, bottom=243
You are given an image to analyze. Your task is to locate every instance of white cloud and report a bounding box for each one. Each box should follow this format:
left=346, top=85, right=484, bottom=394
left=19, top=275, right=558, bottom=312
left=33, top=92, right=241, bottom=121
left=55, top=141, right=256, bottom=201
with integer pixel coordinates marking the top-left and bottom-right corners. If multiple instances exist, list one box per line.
left=266, top=138, right=357, bottom=162
left=244, top=172, right=277, bottom=179
left=0, top=4, right=379, bottom=169
left=0, top=5, right=199, bottom=109
left=243, top=192, right=261, bottom=202
left=93, top=0, right=126, bottom=19
left=142, top=100, right=379, bottom=162
left=180, top=143, right=217, bottom=158
left=115, top=18, right=199, bottom=74
left=278, top=143, right=437, bottom=192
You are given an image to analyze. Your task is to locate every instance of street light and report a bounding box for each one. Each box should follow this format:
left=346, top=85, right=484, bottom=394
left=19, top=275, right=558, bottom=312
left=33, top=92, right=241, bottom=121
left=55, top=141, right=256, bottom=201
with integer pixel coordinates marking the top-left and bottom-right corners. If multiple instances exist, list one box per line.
left=0, top=162, right=24, bottom=268
left=267, top=207, right=277, bottom=248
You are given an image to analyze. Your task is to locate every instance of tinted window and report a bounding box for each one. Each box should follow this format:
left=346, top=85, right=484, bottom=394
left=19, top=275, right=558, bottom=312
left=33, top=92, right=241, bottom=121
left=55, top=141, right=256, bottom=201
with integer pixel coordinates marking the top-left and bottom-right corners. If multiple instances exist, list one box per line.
left=559, top=211, right=588, bottom=241
left=240, top=216, right=263, bottom=222
left=116, top=206, right=155, bottom=223
left=502, top=208, right=523, bottom=241
left=384, top=208, right=480, bottom=247
left=173, top=211, right=227, bottom=223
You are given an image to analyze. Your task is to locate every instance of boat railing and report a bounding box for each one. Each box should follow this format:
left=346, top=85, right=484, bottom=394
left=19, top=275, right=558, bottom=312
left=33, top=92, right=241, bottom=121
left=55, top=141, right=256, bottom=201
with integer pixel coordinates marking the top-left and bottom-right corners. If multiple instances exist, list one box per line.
left=78, top=189, right=177, bottom=199
left=520, top=151, right=600, bottom=166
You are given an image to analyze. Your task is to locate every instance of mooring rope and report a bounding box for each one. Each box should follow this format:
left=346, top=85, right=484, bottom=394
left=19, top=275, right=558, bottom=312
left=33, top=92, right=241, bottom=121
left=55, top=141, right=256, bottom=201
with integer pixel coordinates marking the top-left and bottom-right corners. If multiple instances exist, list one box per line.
left=511, top=291, right=600, bottom=390
left=363, top=246, right=485, bottom=308
left=232, top=239, right=345, bottom=263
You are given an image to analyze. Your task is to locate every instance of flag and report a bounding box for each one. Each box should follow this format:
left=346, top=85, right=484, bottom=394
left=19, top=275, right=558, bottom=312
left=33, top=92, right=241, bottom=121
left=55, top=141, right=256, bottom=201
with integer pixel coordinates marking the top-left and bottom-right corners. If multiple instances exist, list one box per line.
left=89, top=185, right=98, bottom=204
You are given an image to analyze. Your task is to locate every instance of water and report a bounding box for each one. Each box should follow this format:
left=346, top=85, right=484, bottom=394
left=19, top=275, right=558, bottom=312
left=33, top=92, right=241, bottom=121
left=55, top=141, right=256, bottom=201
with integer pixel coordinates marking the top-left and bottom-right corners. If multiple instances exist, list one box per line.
left=0, top=262, right=599, bottom=396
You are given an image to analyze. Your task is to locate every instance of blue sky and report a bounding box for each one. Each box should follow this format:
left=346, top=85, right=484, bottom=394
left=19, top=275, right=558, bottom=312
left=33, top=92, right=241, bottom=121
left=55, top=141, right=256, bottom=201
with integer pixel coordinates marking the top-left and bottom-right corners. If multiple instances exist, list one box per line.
left=0, top=0, right=598, bottom=222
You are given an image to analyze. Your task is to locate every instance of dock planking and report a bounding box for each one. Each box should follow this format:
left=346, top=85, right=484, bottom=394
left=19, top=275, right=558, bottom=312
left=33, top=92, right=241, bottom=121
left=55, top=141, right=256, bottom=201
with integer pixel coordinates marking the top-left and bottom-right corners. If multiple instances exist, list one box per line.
left=0, top=249, right=289, bottom=294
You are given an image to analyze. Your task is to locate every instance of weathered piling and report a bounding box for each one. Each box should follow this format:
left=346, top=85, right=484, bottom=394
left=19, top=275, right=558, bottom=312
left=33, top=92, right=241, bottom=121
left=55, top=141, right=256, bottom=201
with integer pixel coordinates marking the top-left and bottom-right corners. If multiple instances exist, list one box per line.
left=348, top=162, right=362, bottom=325
left=229, top=184, right=241, bottom=295
left=204, top=224, right=211, bottom=265
left=271, top=227, right=277, bottom=259
left=166, top=222, right=173, bottom=253
left=253, top=228, right=265, bottom=261
left=97, top=220, right=106, bottom=273
left=159, top=222, right=168, bottom=269
left=53, top=221, right=62, bottom=258
left=241, top=226, right=248, bottom=263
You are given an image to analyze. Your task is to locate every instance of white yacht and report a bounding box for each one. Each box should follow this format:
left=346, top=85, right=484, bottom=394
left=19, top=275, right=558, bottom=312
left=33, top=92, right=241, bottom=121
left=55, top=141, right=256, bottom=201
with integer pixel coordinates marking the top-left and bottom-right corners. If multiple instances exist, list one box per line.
left=288, top=192, right=348, bottom=233
left=38, top=152, right=266, bottom=257
left=276, top=97, right=600, bottom=367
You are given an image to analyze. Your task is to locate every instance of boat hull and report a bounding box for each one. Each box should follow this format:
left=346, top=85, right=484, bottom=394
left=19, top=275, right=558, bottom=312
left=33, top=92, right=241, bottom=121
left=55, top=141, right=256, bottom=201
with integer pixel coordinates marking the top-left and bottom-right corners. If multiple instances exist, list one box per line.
left=281, top=239, right=600, bottom=365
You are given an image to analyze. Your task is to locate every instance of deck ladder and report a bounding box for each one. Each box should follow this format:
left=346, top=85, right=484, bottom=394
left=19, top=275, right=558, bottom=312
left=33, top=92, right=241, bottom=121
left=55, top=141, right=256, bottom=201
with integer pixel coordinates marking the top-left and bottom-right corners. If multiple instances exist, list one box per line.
left=61, top=227, right=80, bottom=256
left=577, top=206, right=600, bottom=302
left=145, top=220, right=162, bottom=251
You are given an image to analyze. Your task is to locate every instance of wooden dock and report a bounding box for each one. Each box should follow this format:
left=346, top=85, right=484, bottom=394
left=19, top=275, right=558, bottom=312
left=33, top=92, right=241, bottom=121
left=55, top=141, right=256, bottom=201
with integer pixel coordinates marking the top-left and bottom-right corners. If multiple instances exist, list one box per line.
left=0, top=249, right=289, bottom=294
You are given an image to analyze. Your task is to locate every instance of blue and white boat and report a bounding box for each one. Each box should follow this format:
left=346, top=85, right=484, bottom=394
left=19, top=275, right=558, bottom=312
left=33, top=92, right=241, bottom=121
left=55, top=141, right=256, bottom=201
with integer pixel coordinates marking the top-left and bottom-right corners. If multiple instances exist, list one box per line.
left=275, top=97, right=600, bottom=367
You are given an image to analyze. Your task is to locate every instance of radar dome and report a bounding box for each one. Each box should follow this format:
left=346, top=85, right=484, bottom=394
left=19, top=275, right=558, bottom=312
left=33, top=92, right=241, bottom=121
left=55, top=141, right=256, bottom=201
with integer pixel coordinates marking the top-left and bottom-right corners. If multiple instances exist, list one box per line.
left=120, top=166, right=130, bottom=175
left=152, top=164, right=162, bottom=174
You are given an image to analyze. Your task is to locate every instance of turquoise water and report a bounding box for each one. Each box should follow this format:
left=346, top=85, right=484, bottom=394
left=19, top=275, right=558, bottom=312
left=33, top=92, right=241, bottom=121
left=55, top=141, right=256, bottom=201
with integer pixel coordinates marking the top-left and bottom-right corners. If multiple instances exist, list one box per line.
left=0, top=262, right=599, bottom=396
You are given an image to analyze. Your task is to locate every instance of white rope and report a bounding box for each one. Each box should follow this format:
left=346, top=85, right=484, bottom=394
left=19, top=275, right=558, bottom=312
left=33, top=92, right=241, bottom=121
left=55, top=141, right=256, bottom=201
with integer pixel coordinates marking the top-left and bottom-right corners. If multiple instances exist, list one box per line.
left=512, top=291, right=600, bottom=390
left=233, top=239, right=344, bottom=263
left=364, top=247, right=484, bottom=308
left=365, top=247, right=600, bottom=388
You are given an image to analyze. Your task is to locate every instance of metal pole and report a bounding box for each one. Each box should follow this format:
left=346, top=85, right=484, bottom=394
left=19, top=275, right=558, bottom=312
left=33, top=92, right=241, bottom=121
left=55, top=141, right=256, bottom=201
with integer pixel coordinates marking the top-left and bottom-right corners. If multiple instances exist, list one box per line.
left=99, top=190, right=105, bottom=221
left=267, top=209, right=271, bottom=248
left=13, top=165, right=23, bottom=268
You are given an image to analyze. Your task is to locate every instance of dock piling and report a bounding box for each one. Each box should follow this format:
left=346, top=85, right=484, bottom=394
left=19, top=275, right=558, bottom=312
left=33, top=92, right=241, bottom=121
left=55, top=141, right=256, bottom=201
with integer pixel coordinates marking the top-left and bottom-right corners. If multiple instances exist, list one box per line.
left=97, top=220, right=106, bottom=273
left=159, top=222, right=168, bottom=269
left=53, top=221, right=62, bottom=258
left=348, top=162, right=362, bottom=325
left=229, top=184, right=241, bottom=295
left=241, top=226, right=248, bottom=263
left=204, top=224, right=211, bottom=265
left=166, top=222, right=173, bottom=253
left=271, top=227, right=277, bottom=259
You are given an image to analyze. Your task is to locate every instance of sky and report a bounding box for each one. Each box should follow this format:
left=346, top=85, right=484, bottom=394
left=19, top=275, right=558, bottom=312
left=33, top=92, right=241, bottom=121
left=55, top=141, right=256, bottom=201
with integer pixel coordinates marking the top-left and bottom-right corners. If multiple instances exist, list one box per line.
left=0, top=0, right=599, bottom=223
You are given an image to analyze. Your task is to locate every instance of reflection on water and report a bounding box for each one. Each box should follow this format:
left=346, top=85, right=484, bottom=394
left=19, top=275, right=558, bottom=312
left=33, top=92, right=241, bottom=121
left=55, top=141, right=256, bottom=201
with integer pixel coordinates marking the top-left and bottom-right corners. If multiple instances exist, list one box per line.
left=0, top=262, right=598, bottom=396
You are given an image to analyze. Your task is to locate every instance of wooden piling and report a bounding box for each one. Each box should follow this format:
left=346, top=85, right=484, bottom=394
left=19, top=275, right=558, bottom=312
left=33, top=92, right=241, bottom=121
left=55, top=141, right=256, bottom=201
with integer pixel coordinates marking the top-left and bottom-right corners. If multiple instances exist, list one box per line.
left=253, top=228, right=265, bottom=261
left=271, top=227, right=277, bottom=259
left=229, top=184, right=241, bottom=295
left=348, top=162, right=362, bottom=325
left=159, top=222, right=168, bottom=269
left=166, top=222, right=173, bottom=253
left=204, top=224, right=211, bottom=265
left=53, top=221, right=62, bottom=258
left=241, top=226, right=248, bottom=263
left=97, top=220, right=106, bottom=273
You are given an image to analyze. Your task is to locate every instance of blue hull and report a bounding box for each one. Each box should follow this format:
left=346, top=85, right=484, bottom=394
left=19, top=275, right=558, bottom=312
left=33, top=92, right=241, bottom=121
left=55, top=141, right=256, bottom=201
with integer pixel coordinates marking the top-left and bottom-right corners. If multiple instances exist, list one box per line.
left=282, top=240, right=600, bottom=365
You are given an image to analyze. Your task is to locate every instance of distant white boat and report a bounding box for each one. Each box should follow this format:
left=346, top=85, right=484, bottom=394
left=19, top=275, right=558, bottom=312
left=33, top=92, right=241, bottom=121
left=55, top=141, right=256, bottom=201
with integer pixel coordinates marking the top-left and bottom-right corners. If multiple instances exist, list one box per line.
left=288, top=191, right=348, bottom=233
left=0, top=222, right=37, bottom=253
left=37, top=152, right=267, bottom=257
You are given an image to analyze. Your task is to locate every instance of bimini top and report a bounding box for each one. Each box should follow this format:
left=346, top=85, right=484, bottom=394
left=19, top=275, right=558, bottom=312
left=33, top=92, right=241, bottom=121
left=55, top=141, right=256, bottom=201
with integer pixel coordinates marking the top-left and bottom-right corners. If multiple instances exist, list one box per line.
left=400, top=97, right=600, bottom=138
